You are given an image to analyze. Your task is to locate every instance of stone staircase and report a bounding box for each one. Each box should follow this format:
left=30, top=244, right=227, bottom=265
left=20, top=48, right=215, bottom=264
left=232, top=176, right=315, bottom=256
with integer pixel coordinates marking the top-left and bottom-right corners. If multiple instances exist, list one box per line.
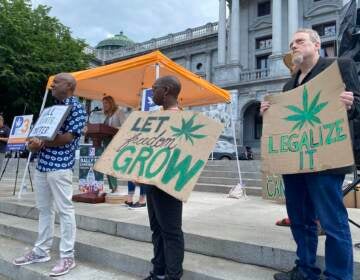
left=193, top=160, right=261, bottom=195
left=0, top=196, right=278, bottom=280
left=0, top=191, right=359, bottom=280
left=0, top=159, right=262, bottom=197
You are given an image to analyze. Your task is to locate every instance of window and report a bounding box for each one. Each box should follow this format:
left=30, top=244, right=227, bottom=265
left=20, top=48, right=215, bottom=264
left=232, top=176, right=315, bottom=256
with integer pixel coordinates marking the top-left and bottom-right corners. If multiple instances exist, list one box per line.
left=256, top=36, right=272, bottom=50
left=320, top=41, right=336, bottom=57
left=256, top=54, right=270, bottom=69
left=258, top=1, right=271, bottom=17
left=312, top=21, right=336, bottom=37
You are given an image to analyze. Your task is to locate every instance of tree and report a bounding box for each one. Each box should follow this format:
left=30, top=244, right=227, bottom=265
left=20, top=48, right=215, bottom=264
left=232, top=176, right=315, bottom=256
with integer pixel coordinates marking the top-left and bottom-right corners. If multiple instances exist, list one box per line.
left=0, top=0, right=93, bottom=124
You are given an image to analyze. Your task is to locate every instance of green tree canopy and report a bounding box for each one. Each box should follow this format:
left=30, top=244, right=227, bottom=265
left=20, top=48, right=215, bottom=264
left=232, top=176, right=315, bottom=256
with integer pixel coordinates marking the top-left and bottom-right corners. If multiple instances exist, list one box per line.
left=0, top=0, right=92, bottom=124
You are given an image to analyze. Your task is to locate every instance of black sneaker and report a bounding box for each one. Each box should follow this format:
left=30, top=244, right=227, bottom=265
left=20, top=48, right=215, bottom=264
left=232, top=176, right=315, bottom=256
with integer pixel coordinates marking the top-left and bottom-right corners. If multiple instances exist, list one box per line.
left=124, top=201, right=133, bottom=207
left=129, top=201, right=146, bottom=209
left=274, top=267, right=306, bottom=280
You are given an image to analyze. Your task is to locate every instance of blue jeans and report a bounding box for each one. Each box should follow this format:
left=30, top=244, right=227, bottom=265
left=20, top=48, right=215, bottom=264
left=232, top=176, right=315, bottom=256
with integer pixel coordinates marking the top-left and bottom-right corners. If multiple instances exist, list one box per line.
left=283, top=173, right=353, bottom=280
left=128, top=181, right=146, bottom=196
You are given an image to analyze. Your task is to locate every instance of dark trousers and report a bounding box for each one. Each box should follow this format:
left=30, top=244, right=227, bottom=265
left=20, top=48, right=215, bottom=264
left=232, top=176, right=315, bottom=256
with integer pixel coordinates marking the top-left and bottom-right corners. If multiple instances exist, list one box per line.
left=146, top=186, right=184, bottom=280
left=128, top=181, right=146, bottom=196
left=283, top=173, right=353, bottom=280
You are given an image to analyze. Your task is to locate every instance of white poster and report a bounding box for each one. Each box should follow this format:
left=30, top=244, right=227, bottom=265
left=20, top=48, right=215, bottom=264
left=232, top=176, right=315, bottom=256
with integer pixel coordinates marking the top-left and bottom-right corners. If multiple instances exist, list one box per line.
left=29, top=105, right=71, bottom=140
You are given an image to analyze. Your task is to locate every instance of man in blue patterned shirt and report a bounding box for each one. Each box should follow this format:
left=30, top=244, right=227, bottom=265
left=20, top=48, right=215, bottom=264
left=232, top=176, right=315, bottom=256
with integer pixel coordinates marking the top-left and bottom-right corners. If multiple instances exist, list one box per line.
left=14, top=73, right=86, bottom=277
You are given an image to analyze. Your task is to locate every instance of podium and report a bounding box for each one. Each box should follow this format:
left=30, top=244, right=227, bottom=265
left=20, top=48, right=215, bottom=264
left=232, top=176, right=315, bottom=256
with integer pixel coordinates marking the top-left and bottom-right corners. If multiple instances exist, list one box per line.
left=72, top=124, right=118, bottom=204
left=85, top=123, right=118, bottom=147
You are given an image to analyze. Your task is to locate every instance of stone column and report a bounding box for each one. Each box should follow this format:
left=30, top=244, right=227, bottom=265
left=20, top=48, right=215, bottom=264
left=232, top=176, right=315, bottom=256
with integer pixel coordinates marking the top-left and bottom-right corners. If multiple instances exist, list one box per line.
left=218, top=0, right=227, bottom=65
left=288, top=0, right=298, bottom=40
left=206, top=51, right=212, bottom=81
left=230, top=0, right=240, bottom=63
left=272, top=0, right=282, bottom=55
left=268, top=0, right=288, bottom=77
left=185, top=55, right=191, bottom=70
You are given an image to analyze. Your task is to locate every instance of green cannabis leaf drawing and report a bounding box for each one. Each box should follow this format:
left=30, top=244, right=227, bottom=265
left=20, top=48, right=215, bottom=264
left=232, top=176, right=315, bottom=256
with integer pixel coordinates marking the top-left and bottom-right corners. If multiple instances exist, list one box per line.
left=284, top=85, right=328, bottom=131
left=170, top=115, right=207, bottom=145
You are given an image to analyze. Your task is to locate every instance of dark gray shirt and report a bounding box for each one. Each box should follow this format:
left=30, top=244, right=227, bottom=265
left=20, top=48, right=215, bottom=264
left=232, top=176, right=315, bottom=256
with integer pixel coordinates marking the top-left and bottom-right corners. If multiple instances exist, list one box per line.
left=0, top=125, right=10, bottom=153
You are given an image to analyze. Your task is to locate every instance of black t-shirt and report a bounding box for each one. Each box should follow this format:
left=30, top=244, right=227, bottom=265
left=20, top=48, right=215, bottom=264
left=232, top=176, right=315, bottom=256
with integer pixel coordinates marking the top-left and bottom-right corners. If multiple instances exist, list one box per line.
left=0, top=125, right=10, bottom=153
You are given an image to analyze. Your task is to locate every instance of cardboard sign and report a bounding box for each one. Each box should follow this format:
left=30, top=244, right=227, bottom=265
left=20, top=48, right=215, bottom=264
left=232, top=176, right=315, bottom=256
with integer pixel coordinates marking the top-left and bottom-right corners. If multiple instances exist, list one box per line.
left=78, top=144, right=104, bottom=193
left=29, top=105, right=71, bottom=140
left=261, top=62, right=354, bottom=174
left=7, top=115, right=33, bottom=151
left=94, top=111, right=223, bottom=202
left=262, top=173, right=285, bottom=201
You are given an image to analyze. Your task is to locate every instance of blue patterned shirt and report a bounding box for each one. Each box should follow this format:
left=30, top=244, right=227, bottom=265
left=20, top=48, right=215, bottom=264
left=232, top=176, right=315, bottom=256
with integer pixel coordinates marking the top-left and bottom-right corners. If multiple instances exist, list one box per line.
left=37, top=96, right=87, bottom=172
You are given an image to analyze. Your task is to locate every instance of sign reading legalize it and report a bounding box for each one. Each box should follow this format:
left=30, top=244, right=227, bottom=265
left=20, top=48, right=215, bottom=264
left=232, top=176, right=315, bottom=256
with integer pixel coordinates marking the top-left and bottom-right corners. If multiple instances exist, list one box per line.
left=261, top=62, right=354, bottom=174
left=94, top=111, right=223, bottom=202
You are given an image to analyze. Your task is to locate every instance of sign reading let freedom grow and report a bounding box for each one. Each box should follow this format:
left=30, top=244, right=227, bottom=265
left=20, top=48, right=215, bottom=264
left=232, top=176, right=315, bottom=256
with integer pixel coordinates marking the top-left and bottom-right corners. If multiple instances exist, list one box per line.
left=261, top=62, right=354, bottom=174
left=94, top=111, right=223, bottom=202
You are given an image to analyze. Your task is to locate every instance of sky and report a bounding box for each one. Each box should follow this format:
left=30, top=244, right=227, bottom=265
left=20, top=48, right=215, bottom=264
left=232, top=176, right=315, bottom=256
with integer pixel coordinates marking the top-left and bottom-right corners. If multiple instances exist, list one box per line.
left=33, top=0, right=219, bottom=47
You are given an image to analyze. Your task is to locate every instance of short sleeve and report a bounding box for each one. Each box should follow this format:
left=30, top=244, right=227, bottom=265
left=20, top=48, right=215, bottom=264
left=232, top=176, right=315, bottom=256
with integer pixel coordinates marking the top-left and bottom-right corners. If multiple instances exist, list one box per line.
left=63, top=103, right=87, bottom=138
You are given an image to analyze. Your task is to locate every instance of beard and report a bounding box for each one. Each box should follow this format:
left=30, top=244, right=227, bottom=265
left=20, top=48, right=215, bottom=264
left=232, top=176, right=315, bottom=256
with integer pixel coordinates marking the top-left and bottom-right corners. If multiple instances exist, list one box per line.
left=292, top=53, right=304, bottom=66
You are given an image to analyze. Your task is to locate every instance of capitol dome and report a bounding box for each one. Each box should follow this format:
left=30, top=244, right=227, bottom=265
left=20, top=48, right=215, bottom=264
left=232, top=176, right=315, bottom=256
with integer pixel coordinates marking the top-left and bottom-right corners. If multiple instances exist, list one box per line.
left=96, top=32, right=135, bottom=50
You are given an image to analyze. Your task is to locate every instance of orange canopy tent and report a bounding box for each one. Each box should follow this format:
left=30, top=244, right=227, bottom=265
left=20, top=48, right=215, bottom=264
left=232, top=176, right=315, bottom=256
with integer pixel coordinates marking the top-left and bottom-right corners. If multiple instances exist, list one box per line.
left=46, top=51, right=230, bottom=108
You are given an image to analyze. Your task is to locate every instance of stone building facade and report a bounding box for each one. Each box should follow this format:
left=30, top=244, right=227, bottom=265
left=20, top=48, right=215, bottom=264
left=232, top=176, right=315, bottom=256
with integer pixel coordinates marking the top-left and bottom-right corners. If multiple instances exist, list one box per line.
left=88, top=0, right=350, bottom=151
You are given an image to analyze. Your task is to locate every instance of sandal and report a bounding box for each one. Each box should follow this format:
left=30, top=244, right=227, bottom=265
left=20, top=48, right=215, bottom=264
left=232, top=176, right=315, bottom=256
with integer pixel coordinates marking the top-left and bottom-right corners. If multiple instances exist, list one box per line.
left=276, top=218, right=291, bottom=227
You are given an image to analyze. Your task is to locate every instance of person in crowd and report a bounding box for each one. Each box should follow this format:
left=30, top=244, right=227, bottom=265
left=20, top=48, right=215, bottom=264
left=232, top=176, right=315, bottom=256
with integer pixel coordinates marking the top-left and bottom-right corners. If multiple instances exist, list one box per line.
left=142, top=76, right=184, bottom=280
left=261, top=28, right=360, bottom=280
left=125, top=181, right=147, bottom=209
left=102, top=95, right=126, bottom=193
left=13, top=73, right=87, bottom=277
left=0, top=115, right=10, bottom=171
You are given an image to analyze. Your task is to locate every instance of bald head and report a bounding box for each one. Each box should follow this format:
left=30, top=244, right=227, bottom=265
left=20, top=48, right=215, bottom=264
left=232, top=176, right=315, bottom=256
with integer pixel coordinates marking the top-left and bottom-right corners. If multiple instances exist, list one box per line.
left=156, top=76, right=181, bottom=97
left=56, top=73, right=76, bottom=91
left=51, top=72, right=77, bottom=101
left=152, top=75, right=182, bottom=109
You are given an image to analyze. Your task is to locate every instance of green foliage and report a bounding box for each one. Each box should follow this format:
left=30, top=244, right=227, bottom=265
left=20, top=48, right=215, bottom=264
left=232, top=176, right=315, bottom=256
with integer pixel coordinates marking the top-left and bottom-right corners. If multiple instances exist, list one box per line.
left=0, top=0, right=93, bottom=123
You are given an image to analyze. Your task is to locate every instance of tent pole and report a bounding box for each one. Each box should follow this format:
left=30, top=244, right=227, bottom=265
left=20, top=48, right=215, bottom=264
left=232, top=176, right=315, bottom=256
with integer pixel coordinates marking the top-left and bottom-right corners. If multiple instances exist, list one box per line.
left=18, top=88, right=49, bottom=199
left=155, top=63, right=160, bottom=79
left=230, top=104, right=243, bottom=185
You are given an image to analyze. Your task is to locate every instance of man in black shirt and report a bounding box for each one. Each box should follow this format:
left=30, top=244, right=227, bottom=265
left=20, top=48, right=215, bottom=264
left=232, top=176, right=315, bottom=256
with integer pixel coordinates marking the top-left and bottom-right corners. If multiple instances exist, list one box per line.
left=0, top=115, right=10, bottom=171
left=261, top=29, right=360, bottom=280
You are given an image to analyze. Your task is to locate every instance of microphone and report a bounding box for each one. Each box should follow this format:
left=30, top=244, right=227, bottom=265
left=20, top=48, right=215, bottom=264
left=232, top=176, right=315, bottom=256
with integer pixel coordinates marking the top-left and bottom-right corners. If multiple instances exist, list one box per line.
left=87, top=106, right=103, bottom=122
left=91, top=106, right=102, bottom=112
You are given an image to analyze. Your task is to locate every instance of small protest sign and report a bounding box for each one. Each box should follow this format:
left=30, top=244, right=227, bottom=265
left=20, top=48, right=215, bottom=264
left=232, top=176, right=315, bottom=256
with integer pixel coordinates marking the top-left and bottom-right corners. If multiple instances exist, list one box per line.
left=7, top=115, right=33, bottom=151
left=79, top=144, right=104, bottom=193
left=262, top=173, right=285, bottom=201
left=29, top=105, right=71, bottom=140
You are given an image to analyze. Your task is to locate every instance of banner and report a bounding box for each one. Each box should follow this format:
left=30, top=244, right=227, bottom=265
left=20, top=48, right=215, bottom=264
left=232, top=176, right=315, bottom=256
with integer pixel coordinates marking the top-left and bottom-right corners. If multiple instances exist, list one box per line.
left=7, top=115, right=33, bottom=151
left=29, top=105, right=71, bottom=140
left=261, top=62, right=354, bottom=174
left=94, top=111, right=223, bottom=202
left=78, top=144, right=104, bottom=193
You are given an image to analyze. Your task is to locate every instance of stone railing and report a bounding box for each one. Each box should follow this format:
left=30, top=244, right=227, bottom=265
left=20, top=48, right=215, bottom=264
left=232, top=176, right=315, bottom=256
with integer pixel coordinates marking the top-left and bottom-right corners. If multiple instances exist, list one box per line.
left=239, top=68, right=270, bottom=82
left=320, top=33, right=336, bottom=41
left=88, top=22, right=219, bottom=61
